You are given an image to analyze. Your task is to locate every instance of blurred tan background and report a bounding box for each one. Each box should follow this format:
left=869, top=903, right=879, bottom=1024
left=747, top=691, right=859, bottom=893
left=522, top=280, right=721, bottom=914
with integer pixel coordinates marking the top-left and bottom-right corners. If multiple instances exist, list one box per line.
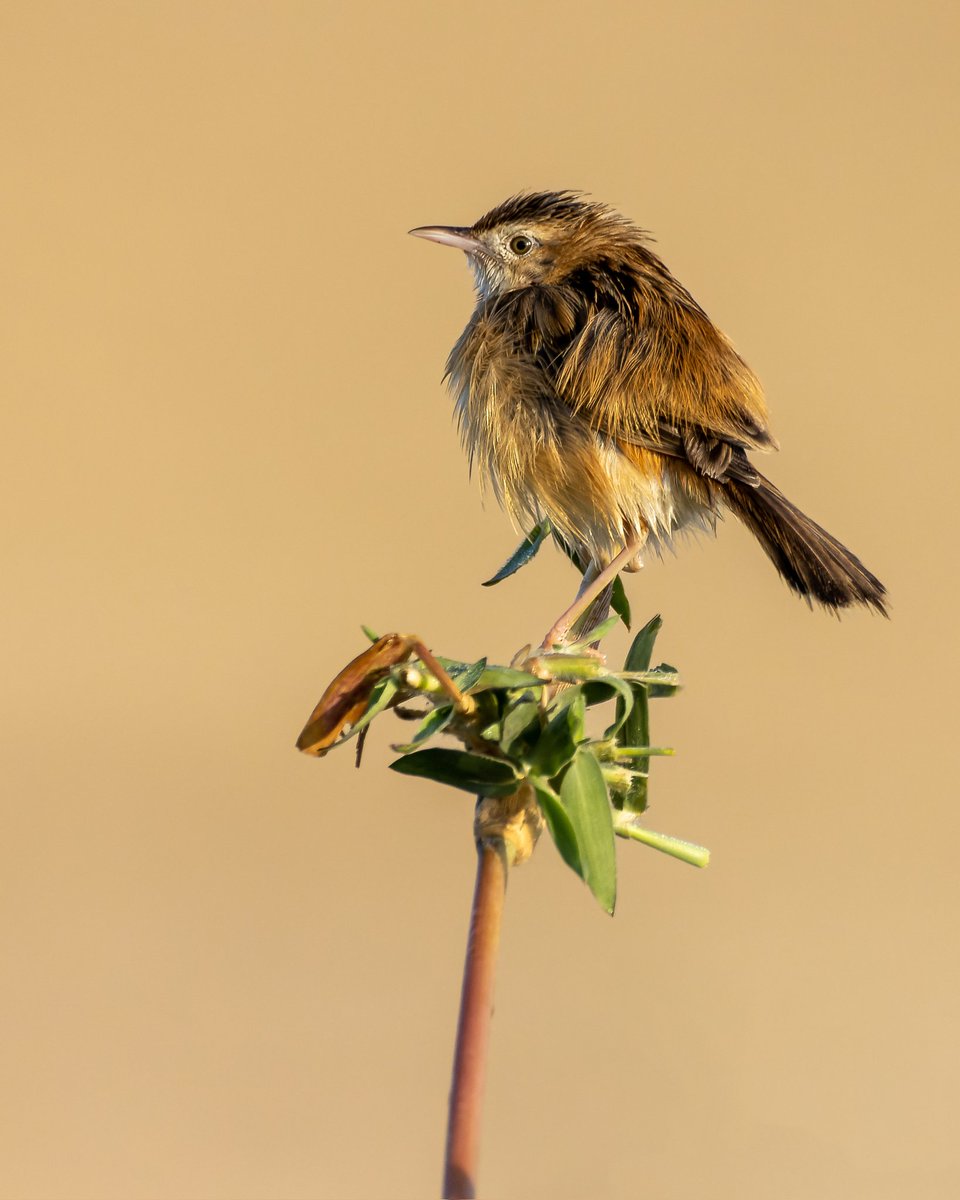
left=1, top=2, right=958, bottom=1197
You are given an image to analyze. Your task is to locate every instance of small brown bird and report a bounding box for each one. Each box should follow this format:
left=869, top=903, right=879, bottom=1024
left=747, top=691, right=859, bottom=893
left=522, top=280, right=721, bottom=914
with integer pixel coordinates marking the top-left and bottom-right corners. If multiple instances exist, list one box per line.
left=411, top=191, right=885, bottom=643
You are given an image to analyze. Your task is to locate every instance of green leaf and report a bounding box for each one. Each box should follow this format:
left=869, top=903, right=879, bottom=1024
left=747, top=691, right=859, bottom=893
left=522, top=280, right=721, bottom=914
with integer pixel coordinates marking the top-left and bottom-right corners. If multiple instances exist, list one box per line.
left=546, top=683, right=590, bottom=714
left=531, top=780, right=582, bottom=877
left=611, top=575, right=631, bottom=629
left=360, top=624, right=380, bottom=644
left=613, top=813, right=710, bottom=868
left=391, top=703, right=454, bottom=753
left=470, top=666, right=546, bottom=692
left=528, top=690, right=585, bottom=779
left=618, top=667, right=680, bottom=696
left=447, top=657, right=488, bottom=692
left=582, top=675, right=636, bottom=740
left=482, top=521, right=552, bottom=586
left=618, top=668, right=680, bottom=684
left=500, top=698, right=541, bottom=756
left=563, top=615, right=621, bottom=653
left=388, top=748, right=519, bottom=797
left=624, top=616, right=661, bottom=669
left=647, top=664, right=680, bottom=698
left=435, top=654, right=471, bottom=674
left=617, top=616, right=662, bottom=814
left=560, top=748, right=617, bottom=914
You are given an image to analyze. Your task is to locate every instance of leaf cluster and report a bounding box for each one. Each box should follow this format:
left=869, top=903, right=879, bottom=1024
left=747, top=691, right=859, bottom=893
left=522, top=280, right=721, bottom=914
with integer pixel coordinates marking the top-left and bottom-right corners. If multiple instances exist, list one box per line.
left=298, top=617, right=708, bottom=914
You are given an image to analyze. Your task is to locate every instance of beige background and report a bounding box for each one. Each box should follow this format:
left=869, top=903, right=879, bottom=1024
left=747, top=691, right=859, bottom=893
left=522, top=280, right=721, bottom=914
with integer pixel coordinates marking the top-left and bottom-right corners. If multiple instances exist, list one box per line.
left=1, top=2, right=958, bottom=1197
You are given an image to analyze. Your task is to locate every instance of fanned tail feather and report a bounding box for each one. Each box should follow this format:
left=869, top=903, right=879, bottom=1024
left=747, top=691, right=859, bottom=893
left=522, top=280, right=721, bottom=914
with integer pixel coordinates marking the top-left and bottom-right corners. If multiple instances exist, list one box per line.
left=723, top=474, right=887, bottom=614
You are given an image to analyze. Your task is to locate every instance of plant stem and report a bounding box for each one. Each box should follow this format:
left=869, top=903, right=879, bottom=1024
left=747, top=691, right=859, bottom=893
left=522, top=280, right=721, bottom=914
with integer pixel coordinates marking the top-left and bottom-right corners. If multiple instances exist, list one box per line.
left=442, top=833, right=508, bottom=1199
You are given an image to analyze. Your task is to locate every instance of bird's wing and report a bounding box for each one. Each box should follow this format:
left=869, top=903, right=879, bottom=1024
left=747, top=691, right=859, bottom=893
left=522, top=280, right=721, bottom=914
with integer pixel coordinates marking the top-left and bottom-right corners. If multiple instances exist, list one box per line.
left=505, top=276, right=777, bottom=487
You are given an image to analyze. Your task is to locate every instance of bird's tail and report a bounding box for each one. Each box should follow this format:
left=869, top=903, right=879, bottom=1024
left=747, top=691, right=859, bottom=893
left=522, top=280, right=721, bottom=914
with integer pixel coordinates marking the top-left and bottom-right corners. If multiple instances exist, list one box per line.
left=722, top=473, right=887, bottom=614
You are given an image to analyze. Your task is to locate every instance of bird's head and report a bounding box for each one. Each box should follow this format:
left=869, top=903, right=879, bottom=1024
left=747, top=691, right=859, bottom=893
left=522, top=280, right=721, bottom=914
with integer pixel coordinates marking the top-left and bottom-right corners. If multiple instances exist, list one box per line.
left=410, top=190, right=640, bottom=298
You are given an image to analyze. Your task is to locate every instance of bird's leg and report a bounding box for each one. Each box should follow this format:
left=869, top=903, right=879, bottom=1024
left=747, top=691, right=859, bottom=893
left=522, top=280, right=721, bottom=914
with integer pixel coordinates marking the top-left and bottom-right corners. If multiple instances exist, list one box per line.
left=572, top=560, right=601, bottom=602
left=570, top=581, right=614, bottom=646
left=541, top=538, right=643, bottom=649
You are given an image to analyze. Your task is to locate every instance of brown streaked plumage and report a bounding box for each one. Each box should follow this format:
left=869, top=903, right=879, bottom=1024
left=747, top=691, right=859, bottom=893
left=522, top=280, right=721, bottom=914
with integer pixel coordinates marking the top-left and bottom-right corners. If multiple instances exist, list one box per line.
left=410, top=191, right=886, bottom=637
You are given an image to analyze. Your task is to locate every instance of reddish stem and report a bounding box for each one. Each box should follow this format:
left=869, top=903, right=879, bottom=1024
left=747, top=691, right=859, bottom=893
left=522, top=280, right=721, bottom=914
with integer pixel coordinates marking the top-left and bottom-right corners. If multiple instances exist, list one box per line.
left=442, top=836, right=508, bottom=1199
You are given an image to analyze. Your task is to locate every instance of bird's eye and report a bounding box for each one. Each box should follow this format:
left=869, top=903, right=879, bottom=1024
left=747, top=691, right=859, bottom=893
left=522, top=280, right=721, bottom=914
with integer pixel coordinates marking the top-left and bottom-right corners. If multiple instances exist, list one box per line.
left=509, top=234, right=533, bottom=256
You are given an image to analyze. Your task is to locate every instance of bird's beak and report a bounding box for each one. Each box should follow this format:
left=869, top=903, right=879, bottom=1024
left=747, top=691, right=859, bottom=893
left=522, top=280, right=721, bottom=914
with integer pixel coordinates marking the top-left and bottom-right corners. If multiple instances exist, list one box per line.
left=408, top=225, right=484, bottom=254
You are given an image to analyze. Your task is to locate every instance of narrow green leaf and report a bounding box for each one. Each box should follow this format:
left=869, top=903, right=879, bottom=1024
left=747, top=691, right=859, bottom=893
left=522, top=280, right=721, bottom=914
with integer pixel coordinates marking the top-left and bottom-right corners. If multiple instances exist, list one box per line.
left=470, top=666, right=546, bottom=692
left=579, top=679, right=623, bottom=707
left=500, top=698, right=541, bottom=756
left=564, top=690, right=586, bottom=742
left=618, top=669, right=680, bottom=696
left=531, top=780, right=582, bottom=877
left=624, top=615, right=662, bottom=673
left=391, top=703, right=453, bottom=753
left=435, top=654, right=471, bottom=674
left=617, top=616, right=662, bottom=814
left=544, top=685, right=586, bottom=716
left=482, top=521, right=552, bottom=586
left=360, top=624, right=380, bottom=643
left=560, top=749, right=617, bottom=914
left=611, top=575, right=631, bottom=629
left=447, top=657, right=488, bottom=692
left=528, top=691, right=585, bottom=779
left=613, top=813, right=710, bottom=868
left=388, top=748, right=519, bottom=797
left=563, top=615, right=621, bottom=653
left=647, top=664, right=680, bottom=698
left=592, top=676, right=636, bottom=739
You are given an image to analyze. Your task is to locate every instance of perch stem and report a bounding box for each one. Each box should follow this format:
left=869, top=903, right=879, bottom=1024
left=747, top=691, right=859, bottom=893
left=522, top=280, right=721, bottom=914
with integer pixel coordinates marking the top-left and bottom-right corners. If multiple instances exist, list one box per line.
left=442, top=834, right=508, bottom=1200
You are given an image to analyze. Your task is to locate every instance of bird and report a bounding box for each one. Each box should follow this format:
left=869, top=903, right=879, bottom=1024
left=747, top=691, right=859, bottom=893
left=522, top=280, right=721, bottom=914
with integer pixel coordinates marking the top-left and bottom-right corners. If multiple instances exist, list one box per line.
left=410, top=191, right=886, bottom=645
